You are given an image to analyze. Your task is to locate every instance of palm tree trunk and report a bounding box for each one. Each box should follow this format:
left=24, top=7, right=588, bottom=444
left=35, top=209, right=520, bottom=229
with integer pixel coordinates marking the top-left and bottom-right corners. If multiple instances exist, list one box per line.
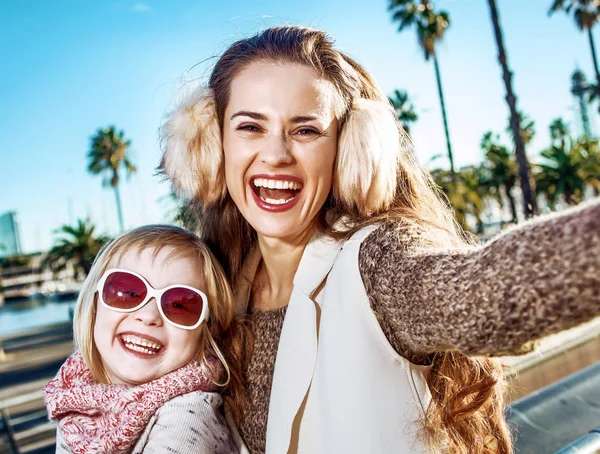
left=486, top=0, right=537, bottom=218
left=564, top=184, right=574, bottom=205
left=505, top=184, right=518, bottom=223
left=587, top=28, right=600, bottom=110
left=114, top=185, right=125, bottom=232
left=433, top=55, right=456, bottom=182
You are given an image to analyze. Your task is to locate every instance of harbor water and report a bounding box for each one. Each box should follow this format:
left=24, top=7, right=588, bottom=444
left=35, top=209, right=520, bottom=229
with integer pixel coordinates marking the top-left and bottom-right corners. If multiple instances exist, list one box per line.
left=0, top=297, right=77, bottom=336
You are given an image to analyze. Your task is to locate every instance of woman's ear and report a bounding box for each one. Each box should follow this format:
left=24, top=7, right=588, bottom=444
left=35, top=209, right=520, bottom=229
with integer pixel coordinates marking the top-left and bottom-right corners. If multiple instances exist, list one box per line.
left=159, top=87, right=226, bottom=206
left=334, top=98, right=404, bottom=215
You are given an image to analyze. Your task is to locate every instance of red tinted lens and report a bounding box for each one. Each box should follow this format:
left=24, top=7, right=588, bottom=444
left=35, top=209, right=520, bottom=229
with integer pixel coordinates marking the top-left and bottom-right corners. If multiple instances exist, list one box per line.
left=161, top=288, right=204, bottom=327
left=102, top=272, right=147, bottom=310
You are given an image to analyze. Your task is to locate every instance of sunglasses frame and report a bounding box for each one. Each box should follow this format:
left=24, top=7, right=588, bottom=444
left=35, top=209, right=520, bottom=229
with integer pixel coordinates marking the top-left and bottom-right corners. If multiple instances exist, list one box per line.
left=96, top=268, right=209, bottom=330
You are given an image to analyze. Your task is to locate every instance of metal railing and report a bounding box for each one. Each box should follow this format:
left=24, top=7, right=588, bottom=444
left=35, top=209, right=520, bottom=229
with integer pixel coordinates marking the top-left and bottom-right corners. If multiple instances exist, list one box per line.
left=555, top=428, right=600, bottom=454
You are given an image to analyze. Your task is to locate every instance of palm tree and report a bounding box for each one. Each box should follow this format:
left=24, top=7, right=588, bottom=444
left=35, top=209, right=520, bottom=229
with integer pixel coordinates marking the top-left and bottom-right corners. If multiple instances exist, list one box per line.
left=164, top=190, right=199, bottom=232
left=506, top=111, right=536, bottom=146
left=486, top=0, right=537, bottom=218
left=42, top=219, right=109, bottom=279
left=457, top=166, right=489, bottom=233
left=481, top=132, right=519, bottom=223
left=431, top=166, right=489, bottom=233
left=388, top=89, right=419, bottom=134
left=549, top=0, right=600, bottom=105
left=576, top=135, right=600, bottom=195
left=87, top=126, right=136, bottom=232
left=388, top=0, right=456, bottom=179
left=535, top=119, right=587, bottom=205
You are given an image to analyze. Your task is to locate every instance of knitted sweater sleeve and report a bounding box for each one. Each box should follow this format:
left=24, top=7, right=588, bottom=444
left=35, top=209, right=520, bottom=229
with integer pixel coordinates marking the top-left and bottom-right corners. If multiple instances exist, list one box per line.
left=132, top=390, right=238, bottom=454
left=359, top=199, right=600, bottom=362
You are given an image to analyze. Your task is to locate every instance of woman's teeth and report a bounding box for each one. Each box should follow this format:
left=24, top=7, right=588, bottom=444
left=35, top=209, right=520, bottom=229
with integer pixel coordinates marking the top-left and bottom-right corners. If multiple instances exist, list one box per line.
left=263, top=197, right=296, bottom=205
left=253, top=178, right=302, bottom=190
left=121, top=335, right=162, bottom=355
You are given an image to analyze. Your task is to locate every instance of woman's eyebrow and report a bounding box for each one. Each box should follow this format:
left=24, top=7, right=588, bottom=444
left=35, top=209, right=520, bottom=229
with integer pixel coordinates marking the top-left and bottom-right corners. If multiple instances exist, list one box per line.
left=230, top=111, right=320, bottom=123
left=230, top=111, right=268, bottom=121
left=290, top=115, right=318, bottom=124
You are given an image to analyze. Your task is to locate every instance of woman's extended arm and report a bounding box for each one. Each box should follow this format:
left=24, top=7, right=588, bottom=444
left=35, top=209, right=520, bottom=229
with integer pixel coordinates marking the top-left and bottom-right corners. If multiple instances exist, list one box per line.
left=359, top=199, right=600, bottom=362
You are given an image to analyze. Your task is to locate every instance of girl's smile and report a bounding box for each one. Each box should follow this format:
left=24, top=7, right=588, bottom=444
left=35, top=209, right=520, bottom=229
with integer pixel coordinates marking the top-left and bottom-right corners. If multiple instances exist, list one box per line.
left=118, top=332, right=164, bottom=356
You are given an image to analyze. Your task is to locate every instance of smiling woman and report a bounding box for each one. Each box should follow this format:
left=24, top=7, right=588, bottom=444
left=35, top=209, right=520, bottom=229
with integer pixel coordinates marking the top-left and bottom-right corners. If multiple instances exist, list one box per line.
left=160, top=26, right=600, bottom=454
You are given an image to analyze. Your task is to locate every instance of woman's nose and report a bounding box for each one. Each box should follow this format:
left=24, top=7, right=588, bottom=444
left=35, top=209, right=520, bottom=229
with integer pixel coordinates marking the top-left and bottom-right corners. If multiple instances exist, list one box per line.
left=134, top=298, right=163, bottom=327
left=259, top=134, right=294, bottom=167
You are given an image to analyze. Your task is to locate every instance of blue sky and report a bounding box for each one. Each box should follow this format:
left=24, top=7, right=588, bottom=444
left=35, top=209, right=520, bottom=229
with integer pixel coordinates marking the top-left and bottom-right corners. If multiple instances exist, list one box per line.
left=1, top=0, right=596, bottom=253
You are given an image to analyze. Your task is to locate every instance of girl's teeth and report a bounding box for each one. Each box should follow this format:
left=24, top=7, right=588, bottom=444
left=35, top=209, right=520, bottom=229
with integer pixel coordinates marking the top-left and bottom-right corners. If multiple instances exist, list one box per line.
left=121, top=335, right=161, bottom=351
left=124, top=343, right=157, bottom=355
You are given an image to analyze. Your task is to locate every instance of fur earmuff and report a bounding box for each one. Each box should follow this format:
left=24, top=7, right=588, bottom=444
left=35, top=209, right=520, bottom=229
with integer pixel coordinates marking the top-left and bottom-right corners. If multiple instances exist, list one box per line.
left=335, top=98, right=402, bottom=215
left=160, top=87, right=226, bottom=205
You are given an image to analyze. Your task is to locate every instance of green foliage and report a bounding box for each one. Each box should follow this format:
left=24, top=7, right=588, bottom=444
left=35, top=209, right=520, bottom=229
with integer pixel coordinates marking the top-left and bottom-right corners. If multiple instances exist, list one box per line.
left=87, top=126, right=136, bottom=231
left=549, top=0, right=600, bottom=31
left=388, top=89, right=418, bottom=134
left=0, top=255, right=33, bottom=269
left=88, top=127, right=135, bottom=186
left=388, top=0, right=450, bottom=60
left=506, top=111, right=536, bottom=146
left=481, top=131, right=519, bottom=223
left=534, top=118, right=600, bottom=206
left=431, top=166, right=489, bottom=233
left=41, top=219, right=110, bottom=280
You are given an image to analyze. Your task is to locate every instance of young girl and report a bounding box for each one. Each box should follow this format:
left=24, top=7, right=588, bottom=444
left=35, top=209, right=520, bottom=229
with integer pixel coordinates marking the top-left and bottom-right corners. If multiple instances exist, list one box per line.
left=44, top=225, right=246, bottom=454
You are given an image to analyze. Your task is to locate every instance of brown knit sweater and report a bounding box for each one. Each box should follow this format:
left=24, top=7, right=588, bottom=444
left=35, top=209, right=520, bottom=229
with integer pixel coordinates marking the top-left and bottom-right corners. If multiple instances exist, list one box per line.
left=239, top=200, right=600, bottom=454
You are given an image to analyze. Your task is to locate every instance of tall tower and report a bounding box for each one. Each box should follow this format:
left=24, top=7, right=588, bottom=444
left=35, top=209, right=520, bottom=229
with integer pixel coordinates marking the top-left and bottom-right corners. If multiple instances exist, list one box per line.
left=0, top=211, right=22, bottom=257
left=571, top=69, right=593, bottom=138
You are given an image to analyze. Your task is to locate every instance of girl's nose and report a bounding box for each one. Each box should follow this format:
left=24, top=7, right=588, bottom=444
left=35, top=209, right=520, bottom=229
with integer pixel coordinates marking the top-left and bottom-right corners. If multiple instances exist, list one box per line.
left=259, top=134, right=294, bottom=167
left=134, top=298, right=163, bottom=327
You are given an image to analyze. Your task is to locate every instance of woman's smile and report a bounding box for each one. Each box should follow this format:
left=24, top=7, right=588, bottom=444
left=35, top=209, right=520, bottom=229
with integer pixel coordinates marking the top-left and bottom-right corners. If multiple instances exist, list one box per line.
left=250, top=174, right=304, bottom=212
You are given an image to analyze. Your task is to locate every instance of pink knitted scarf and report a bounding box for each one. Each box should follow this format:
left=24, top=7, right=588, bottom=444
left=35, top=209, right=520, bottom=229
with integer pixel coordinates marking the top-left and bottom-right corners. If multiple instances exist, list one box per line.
left=44, top=352, right=216, bottom=454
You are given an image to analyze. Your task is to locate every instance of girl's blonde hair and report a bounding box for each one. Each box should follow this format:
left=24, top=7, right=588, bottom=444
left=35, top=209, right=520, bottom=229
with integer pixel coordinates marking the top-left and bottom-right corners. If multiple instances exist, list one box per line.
left=160, top=26, right=511, bottom=453
left=73, top=224, right=249, bottom=422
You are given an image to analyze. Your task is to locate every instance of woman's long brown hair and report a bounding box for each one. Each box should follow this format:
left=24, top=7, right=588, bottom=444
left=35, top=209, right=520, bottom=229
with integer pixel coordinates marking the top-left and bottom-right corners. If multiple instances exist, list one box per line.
left=187, top=26, right=512, bottom=453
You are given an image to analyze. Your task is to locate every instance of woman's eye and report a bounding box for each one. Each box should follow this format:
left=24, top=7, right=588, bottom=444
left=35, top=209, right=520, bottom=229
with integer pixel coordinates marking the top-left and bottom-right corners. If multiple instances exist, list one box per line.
left=237, top=124, right=262, bottom=133
left=295, top=128, right=321, bottom=137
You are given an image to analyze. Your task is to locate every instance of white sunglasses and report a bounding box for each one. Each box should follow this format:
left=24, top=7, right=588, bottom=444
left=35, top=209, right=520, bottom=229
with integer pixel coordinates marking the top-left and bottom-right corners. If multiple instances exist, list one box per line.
left=97, top=268, right=209, bottom=330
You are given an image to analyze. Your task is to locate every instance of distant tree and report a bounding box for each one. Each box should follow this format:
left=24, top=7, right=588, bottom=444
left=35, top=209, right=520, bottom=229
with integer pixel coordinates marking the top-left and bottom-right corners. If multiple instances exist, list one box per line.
left=535, top=119, right=592, bottom=205
left=577, top=135, right=600, bottom=194
left=487, top=0, right=537, bottom=217
left=388, top=89, right=419, bottom=134
left=87, top=126, right=136, bottom=232
left=166, top=190, right=199, bottom=232
left=507, top=111, right=536, bottom=146
left=388, top=0, right=456, bottom=179
left=0, top=255, right=32, bottom=269
left=431, top=166, right=489, bottom=233
left=549, top=0, right=600, bottom=105
left=42, top=219, right=110, bottom=280
left=481, top=132, right=519, bottom=223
